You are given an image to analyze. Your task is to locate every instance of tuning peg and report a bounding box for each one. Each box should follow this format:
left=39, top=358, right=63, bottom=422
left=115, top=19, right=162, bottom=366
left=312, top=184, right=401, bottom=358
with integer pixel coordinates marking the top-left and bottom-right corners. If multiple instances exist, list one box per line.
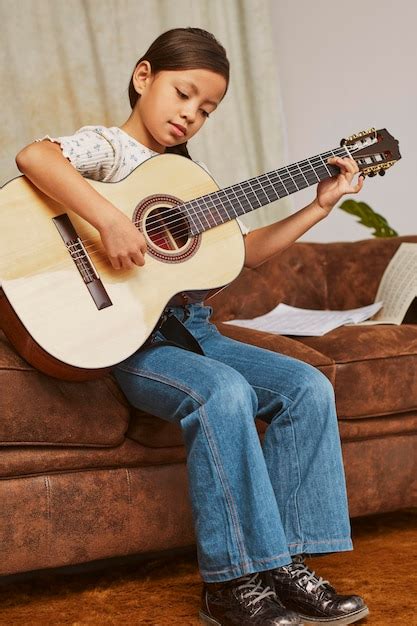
left=340, top=138, right=347, bottom=146
left=368, top=171, right=377, bottom=177
left=379, top=169, right=386, bottom=176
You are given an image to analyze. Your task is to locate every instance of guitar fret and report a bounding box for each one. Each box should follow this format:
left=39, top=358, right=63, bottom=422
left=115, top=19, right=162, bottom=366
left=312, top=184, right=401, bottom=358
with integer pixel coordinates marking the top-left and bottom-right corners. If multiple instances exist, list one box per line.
left=288, top=163, right=310, bottom=189
left=241, top=181, right=262, bottom=209
left=184, top=205, right=199, bottom=234
left=199, top=201, right=213, bottom=229
left=245, top=180, right=268, bottom=205
left=279, top=169, right=299, bottom=194
left=190, top=200, right=206, bottom=233
left=298, top=160, right=320, bottom=184
left=220, top=188, right=239, bottom=218
left=228, top=186, right=249, bottom=214
left=233, top=187, right=253, bottom=213
left=236, top=183, right=257, bottom=212
left=263, top=177, right=280, bottom=202
left=268, top=175, right=288, bottom=197
left=204, top=195, right=226, bottom=225
left=261, top=174, right=274, bottom=202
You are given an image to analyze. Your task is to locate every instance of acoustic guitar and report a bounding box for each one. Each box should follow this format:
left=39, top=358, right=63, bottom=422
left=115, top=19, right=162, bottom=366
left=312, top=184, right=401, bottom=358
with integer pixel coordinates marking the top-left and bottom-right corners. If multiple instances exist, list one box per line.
left=0, top=128, right=401, bottom=380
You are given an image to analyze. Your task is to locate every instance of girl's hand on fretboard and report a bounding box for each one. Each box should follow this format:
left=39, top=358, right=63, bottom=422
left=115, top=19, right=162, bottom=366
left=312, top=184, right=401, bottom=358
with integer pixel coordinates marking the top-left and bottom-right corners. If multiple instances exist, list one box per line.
left=316, top=156, right=364, bottom=215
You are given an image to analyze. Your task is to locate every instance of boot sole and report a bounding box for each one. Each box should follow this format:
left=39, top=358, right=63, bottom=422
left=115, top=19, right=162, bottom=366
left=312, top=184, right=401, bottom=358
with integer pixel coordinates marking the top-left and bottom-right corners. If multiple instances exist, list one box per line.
left=299, top=605, right=369, bottom=625
left=199, top=609, right=306, bottom=625
left=199, top=611, right=222, bottom=625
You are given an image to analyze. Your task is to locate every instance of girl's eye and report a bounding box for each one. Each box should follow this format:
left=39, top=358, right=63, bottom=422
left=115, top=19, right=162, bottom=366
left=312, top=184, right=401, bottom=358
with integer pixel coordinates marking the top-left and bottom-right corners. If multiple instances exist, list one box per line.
left=176, top=88, right=188, bottom=99
left=175, top=88, right=210, bottom=118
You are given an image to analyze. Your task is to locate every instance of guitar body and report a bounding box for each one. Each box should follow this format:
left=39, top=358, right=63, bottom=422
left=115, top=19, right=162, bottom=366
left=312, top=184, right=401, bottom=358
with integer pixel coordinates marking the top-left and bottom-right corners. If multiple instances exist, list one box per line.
left=0, top=154, right=245, bottom=379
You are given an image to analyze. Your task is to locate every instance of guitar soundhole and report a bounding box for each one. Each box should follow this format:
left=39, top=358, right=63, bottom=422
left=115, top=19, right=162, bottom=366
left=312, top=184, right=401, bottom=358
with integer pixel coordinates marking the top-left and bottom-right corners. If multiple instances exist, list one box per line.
left=145, top=205, right=189, bottom=251
left=133, top=194, right=201, bottom=264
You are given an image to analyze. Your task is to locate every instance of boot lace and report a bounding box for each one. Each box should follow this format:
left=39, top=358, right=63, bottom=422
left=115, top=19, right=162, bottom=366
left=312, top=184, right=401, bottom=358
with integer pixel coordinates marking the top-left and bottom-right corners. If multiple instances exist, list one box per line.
left=290, top=556, right=329, bottom=593
left=236, top=573, right=276, bottom=606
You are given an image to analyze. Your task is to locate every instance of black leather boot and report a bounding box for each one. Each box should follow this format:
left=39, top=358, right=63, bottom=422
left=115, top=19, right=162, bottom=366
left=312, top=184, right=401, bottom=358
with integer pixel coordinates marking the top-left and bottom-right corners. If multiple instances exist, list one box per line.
left=199, top=571, right=302, bottom=625
left=265, top=555, right=369, bottom=625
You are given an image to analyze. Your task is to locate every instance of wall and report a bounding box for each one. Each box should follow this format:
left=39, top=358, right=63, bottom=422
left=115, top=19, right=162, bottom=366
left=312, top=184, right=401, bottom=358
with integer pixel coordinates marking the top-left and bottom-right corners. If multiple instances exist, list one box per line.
left=270, top=0, right=417, bottom=241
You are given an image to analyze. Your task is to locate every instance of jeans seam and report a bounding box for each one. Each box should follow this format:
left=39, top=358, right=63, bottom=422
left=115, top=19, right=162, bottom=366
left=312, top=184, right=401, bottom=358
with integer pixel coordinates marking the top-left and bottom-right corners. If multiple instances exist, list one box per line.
left=288, top=538, right=352, bottom=546
left=115, top=366, right=206, bottom=405
left=200, top=552, right=291, bottom=577
left=286, top=405, right=303, bottom=543
left=198, top=404, right=250, bottom=568
left=252, top=384, right=294, bottom=404
left=253, top=384, right=303, bottom=544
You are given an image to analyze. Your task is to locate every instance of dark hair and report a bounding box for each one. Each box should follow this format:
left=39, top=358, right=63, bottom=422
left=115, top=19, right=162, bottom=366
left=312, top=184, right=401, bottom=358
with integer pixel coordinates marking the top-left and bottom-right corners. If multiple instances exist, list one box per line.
left=128, top=27, right=229, bottom=159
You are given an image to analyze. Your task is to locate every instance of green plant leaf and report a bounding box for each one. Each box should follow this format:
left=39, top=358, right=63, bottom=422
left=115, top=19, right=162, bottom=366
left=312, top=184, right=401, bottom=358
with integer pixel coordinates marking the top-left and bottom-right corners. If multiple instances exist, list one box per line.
left=338, top=199, right=398, bottom=237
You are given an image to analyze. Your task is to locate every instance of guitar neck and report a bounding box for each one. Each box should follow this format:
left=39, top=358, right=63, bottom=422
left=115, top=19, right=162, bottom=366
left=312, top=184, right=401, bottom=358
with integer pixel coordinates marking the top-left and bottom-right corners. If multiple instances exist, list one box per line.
left=185, top=144, right=351, bottom=235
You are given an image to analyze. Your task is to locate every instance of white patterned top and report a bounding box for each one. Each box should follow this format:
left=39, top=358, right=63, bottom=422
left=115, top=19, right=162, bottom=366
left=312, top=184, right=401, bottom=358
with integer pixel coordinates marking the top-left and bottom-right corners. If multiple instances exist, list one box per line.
left=38, top=125, right=249, bottom=236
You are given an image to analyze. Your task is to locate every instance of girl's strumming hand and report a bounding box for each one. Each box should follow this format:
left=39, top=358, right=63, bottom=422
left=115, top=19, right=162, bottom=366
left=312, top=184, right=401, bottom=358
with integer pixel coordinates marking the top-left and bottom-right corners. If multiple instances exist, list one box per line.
left=315, top=156, right=364, bottom=215
left=99, top=213, right=147, bottom=270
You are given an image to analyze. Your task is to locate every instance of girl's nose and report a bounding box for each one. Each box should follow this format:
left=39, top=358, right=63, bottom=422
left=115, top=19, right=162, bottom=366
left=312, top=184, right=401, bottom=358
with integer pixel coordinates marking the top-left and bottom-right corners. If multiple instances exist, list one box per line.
left=181, top=104, right=196, bottom=124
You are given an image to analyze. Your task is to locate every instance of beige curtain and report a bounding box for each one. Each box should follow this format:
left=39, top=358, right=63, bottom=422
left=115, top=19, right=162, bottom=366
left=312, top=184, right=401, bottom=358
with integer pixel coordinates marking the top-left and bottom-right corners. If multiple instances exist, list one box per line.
left=0, top=0, right=290, bottom=229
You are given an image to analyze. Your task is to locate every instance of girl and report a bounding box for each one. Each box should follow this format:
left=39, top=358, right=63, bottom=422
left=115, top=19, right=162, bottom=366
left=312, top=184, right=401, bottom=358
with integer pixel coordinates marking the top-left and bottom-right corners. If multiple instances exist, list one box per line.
left=16, top=27, right=368, bottom=626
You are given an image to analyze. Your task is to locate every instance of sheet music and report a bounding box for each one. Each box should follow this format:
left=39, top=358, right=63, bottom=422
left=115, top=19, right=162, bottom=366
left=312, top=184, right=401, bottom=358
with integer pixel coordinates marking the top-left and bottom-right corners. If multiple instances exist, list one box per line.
left=358, top=243, right=417, bottom=325
left=224, top=302, right=383, bottom=337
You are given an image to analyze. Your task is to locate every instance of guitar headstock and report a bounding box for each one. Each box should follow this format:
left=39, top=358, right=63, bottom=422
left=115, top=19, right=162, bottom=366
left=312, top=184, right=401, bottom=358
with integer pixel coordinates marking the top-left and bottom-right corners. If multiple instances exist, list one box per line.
left=341, top=128, right=401, bottom=177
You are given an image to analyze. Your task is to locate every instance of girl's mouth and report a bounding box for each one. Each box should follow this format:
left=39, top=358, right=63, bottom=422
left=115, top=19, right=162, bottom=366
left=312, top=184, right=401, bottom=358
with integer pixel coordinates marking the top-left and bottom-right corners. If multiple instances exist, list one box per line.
left=170, top=122, right=186, bottom=137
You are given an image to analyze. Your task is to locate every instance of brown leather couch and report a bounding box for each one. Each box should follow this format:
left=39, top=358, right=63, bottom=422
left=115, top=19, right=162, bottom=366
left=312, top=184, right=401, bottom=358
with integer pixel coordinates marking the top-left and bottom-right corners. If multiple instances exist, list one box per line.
left=1, top=235, right=417, bottom=578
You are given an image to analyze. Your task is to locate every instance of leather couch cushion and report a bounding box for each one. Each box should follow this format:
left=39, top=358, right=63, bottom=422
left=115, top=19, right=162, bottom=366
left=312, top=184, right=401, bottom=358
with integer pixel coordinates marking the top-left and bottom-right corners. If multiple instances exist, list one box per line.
left=126, top=408, right=417, bottom=451
left=0, top=437, right=186, bottom=480
left=0, top=331, right=130, bottom=447
left=299, top=324, right=417, bottom=418
left=217, top=321, right=417, bottom=418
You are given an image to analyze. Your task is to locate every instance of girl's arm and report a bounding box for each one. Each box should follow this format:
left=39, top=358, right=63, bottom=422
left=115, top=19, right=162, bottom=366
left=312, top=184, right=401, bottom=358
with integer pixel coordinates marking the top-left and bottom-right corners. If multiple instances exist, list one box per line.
left=15, top=140, right=147, bottom=270
left=244, top=156, right=364, bottom=268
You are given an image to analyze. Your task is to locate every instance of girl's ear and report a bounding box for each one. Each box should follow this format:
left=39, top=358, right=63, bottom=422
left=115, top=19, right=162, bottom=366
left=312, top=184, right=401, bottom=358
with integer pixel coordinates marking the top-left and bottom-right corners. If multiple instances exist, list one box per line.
left=132, top=60, right=153, bottom=95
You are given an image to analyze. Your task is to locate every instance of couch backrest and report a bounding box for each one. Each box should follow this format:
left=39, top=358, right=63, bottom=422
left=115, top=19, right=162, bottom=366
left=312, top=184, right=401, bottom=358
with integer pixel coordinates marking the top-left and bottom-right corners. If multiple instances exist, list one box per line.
left=210, top=236, right=417, bottom=320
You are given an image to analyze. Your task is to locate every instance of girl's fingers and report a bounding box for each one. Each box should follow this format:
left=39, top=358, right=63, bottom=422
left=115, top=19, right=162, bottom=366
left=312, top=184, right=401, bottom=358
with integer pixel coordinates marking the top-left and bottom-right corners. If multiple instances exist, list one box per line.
left=130, top=251, right=145, bottom=267
left=328, top=156, right=359, bottom=175
left=351, top=174, right=365, bottom=193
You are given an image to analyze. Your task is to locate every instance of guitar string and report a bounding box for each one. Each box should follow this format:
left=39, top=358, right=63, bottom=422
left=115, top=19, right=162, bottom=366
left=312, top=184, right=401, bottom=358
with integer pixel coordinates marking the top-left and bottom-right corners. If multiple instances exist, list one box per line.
left=66, top=145, right=356, bottom=249
left=0, top=145, right=360, bottom=267
left=131, top=146, right=355, bottom=239
left=130, top=147, right=353, bottom=241
left=77, top=146, right=352, bottom=248
left=61, top=148, right=349, bottom=264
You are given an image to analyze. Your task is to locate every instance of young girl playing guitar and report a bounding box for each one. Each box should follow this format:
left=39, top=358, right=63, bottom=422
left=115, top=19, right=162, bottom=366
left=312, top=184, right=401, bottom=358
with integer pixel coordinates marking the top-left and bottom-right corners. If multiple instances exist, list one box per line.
left=16, top=27, right=368, bottom=626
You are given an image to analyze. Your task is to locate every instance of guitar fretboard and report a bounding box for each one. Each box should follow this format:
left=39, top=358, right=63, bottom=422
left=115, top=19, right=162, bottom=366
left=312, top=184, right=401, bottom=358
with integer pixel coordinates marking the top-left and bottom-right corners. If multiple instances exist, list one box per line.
left=183, top=144, right=351, bottom=235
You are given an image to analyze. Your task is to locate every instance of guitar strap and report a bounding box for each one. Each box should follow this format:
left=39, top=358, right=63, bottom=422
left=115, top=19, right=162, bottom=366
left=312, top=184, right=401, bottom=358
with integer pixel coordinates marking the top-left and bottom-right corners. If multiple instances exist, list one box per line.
left=145, top=310, right=205, bottom=356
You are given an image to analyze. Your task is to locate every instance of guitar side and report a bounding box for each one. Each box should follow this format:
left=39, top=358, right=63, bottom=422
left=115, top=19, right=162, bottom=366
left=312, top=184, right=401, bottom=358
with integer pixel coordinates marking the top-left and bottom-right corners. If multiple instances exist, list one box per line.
left=0, top=155, right=245, bottom=377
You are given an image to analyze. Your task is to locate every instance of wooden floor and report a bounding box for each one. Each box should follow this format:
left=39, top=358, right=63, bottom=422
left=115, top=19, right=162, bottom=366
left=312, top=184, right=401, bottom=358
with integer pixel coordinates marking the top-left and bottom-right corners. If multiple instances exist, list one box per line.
left=0, top=509, right=416, bottom=625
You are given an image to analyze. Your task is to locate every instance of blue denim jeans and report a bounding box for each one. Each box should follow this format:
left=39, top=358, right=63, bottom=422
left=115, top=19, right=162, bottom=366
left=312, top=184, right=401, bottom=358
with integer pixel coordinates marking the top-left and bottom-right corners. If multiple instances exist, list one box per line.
left=113, top=303, right=353, bottom=583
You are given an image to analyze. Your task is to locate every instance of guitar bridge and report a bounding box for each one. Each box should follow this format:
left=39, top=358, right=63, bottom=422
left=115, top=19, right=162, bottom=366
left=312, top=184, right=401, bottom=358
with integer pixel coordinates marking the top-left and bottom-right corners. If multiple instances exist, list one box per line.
left=53, top=214, right=112, bottom=310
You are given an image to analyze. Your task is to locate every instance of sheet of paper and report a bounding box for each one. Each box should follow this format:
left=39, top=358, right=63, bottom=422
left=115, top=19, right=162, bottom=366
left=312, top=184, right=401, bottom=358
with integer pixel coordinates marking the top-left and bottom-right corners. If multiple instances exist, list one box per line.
left=224, top=302, right=383, bottom=336
left=367, top=243, right=417, bottom=324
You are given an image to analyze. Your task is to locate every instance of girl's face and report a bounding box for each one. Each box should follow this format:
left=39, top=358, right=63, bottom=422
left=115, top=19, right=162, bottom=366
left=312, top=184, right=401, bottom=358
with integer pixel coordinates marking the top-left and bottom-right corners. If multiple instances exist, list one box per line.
left=131, top=64, right=227, bottom=153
